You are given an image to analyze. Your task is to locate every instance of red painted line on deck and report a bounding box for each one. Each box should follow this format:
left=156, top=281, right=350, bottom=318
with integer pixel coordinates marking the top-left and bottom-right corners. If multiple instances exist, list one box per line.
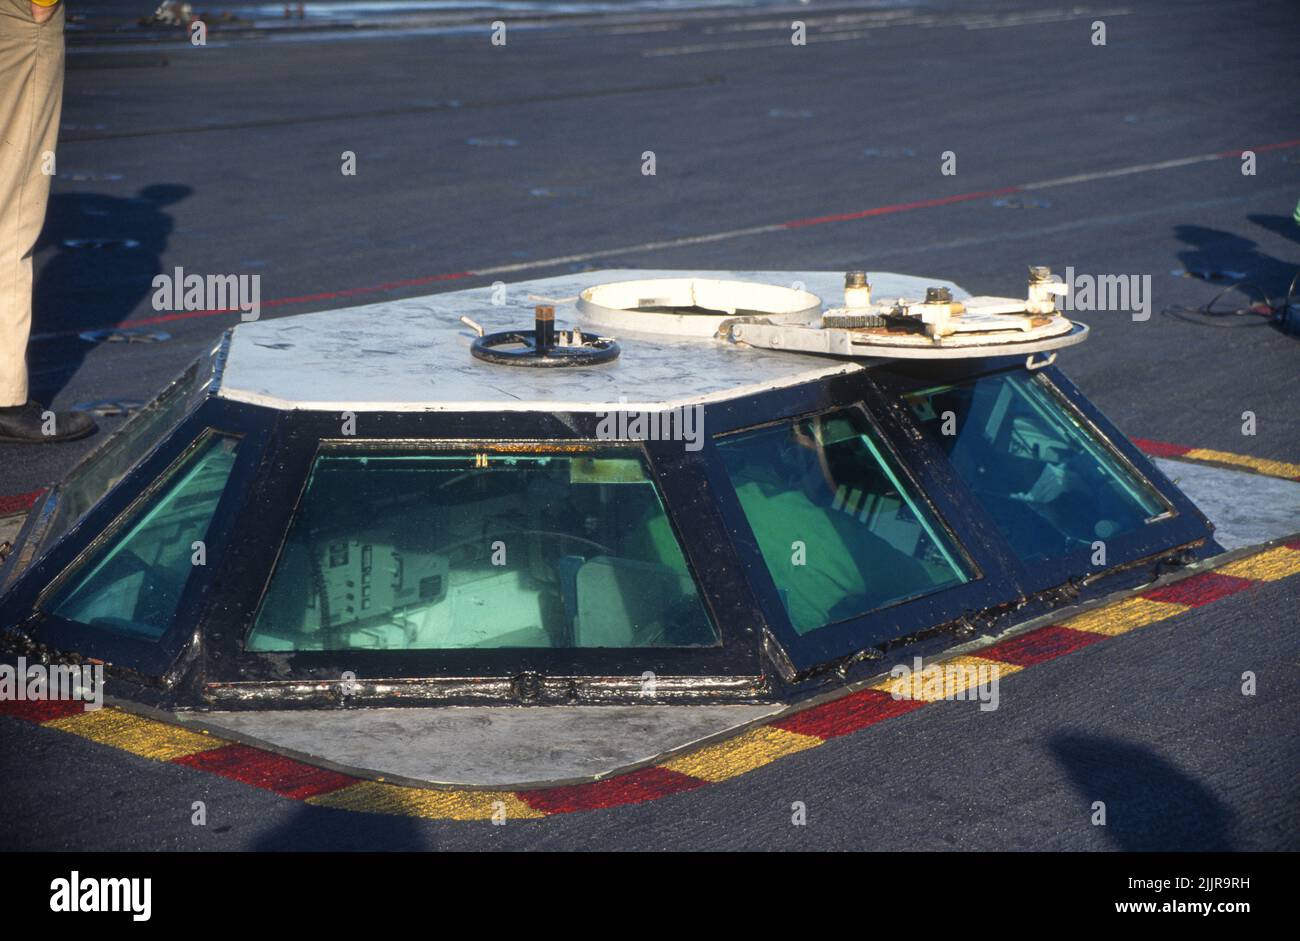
left=517, top=765, right=707, bottom=814
left=112, top=271, right=478, bottom=331
left=0, top=698, right=89, bottom=722
left=1142, top=571, right=1254, bottom=607
left=1131, top=437, right=1192, bottom=458
left=173, top=743, right=356, bottom=800
left=0, top=489, right=45, bottom=516
left=977, top=624, right=1105, bottom=668
left=25, top=136, right=1300, bottom=342
left=771, top=688, right=925, bottom=739
left=781, top=186, right=1023, bottom=229
left=1215, top=138, right=1300, bottom=157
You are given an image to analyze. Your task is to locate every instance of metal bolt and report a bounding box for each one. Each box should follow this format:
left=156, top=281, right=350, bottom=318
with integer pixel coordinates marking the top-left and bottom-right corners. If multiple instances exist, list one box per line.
left=534, top=304, right=555, bottom=353
left=513, top=671, right=543, bottom=702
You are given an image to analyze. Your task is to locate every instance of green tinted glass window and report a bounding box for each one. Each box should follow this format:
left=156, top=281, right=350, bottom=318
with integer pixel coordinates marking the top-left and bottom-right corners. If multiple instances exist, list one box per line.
left=43, top=356, right=208, bottom=554
left=904, top=371, right=1166, bottom=562
left=716, top=407, right=970, bottom=635
left=48, top=434, right=240, bottom=640
left=247, top=448, right=717, bottom=652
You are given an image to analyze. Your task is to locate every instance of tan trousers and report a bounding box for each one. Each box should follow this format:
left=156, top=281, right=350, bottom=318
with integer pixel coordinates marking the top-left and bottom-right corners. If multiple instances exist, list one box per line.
left=0, top=0, right=63, bottom=407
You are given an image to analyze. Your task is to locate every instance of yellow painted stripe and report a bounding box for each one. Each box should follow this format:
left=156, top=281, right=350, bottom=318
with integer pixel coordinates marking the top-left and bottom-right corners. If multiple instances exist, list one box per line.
left=1060, top=596, right=1190, bottom=636
left=1216, top=544, right=1300, bottom=583
left=869, top=654, right=1022, bottom=700
left=660, top=725, right=822, bottom=783
left=44, top=708, right=224, bottom=762
left=307, top=780, right=545, bottom=821
left=1182, top=447, right=1300, bottom=480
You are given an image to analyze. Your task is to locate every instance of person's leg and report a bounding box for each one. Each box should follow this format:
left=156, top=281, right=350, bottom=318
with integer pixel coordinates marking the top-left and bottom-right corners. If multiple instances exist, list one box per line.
left=0, top=2, right=93, bottom=441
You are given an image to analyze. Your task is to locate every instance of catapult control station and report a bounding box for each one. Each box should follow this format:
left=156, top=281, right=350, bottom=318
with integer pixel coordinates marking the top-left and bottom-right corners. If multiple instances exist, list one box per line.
left=0, top=269, right=1215, bottom=710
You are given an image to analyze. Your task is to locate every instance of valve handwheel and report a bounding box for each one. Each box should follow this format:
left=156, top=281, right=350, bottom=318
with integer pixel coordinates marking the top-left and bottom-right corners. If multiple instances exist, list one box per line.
left=470, top=305, right=620, bottom=367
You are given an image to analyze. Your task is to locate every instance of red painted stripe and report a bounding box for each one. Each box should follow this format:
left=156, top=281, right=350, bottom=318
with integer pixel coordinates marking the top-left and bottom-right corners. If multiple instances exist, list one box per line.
left=978, top=625, right=1104, bottom=668
left=782, top=186, right=1023, bottom=229
left=518, top=765, right=706, bottom=814
left=1143, top=571, right=1254, bottom=607
left=172, top=743, right=355, bottom=799
left=113, top=271, right=478, bottom=331
left=0, top=698, right=90, bottom=722
left=24, top=136, right=1300, bottom=345
left=1215, top=138, right=1300, bottom=157
left=1132, top=437, right=1192, bottom=458
left=0, top=488, right=45, bottom=516
left=33, top=136, right=1300, bottom=342
left=772, top=688, right=925, bottom=740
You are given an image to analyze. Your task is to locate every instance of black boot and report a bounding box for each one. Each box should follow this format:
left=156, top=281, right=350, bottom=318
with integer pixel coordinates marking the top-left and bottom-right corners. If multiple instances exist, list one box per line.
left=0, top=401, right=98, bottom=444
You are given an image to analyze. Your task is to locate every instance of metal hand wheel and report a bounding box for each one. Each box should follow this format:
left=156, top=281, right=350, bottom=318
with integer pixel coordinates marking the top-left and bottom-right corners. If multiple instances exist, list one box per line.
left=468, top=305, right=620, bottom=368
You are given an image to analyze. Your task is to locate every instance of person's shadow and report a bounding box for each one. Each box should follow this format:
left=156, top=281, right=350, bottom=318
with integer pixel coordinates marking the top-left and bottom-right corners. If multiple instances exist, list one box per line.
left=1050, top=732, right=1236, bottom=850
left=1246, top=212, right=1300, bottom=248
left=27, top=183, right=191, bottom=402
left=251, top=801, right=437, bottom=851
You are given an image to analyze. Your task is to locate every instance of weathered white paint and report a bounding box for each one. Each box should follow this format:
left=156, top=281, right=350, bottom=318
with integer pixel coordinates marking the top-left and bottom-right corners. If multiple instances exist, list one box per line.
left=185, top=703, right=784, bottom=787
left=216, top=270, right=966, bottom=412
left=1151, top=458, right=1300, bottom=551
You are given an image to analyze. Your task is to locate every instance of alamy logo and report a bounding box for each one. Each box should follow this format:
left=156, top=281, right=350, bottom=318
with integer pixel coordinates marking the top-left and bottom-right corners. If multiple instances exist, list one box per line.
left=151, top=266, right=261, bottom=322
left=888, top=656, right=1001, bottom=711
left=0, top=657, right=102, bottom=711
left=595, top=399, right=703, bottom=452
left=50, top=871, right=151, bottom=921
left=1059, top=265, right=1151, bottom=321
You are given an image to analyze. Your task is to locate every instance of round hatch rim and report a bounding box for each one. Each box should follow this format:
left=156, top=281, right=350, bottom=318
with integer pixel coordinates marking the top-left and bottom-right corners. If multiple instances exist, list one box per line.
left=576, top=277, right=823, bottom=338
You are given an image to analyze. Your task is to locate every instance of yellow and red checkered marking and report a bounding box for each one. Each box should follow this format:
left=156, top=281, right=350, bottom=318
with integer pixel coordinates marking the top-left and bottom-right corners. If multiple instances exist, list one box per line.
left=2, top=540, right=1296, bottom=820
left=309, top=780, right=545, bottom=821
left=1133, top=438, right=1300, bottom=481
left=43, top=708, right=224, bottom=762
left=660, top=724, right=823, bottom=783
left=1216, top=542, right=1300, bottom=582
left=868, top=654, right=1022, bottom=699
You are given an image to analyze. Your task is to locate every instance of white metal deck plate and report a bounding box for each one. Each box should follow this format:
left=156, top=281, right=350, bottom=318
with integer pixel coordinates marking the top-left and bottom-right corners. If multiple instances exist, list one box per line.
left=216, top=270, right=966, bottom=412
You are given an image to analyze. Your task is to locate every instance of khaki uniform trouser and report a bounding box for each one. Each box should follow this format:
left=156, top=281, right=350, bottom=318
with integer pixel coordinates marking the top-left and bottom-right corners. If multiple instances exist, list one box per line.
left=0, top=0, right=63, bottom=407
